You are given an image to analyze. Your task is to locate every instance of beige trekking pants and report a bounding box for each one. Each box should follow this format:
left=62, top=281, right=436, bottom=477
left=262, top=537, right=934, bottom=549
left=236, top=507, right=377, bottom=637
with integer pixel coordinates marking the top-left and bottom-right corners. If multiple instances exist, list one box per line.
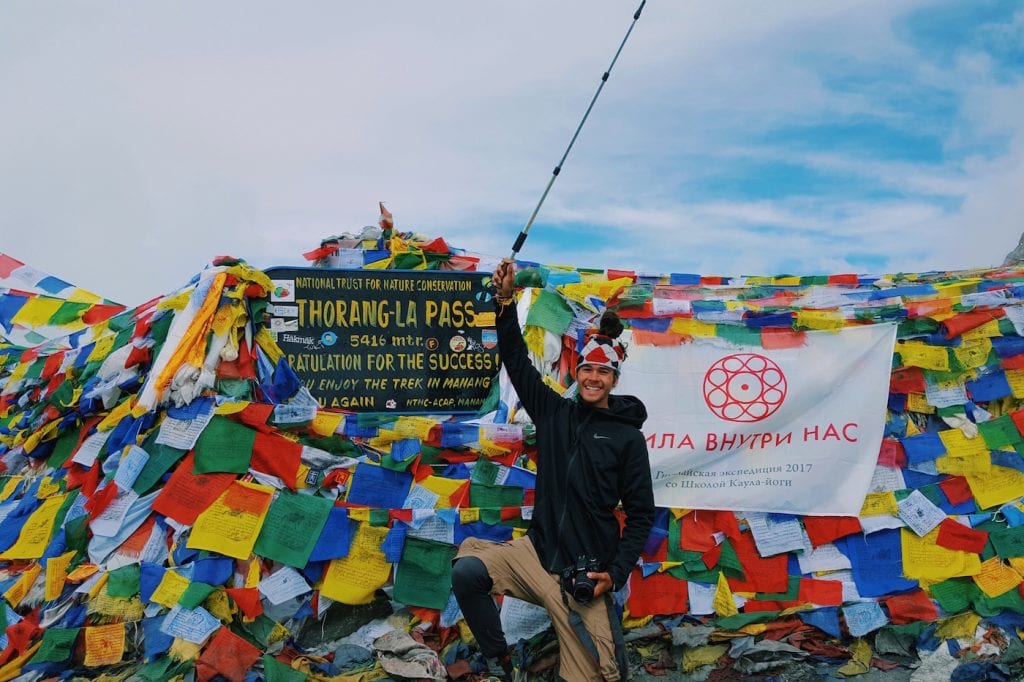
left=456, top=536, right=623, bottom=681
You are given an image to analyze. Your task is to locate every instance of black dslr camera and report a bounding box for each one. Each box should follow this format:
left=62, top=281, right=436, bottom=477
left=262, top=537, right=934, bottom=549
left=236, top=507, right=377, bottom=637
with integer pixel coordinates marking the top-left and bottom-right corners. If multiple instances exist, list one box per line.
left=561, top=555, right=603, bottom=604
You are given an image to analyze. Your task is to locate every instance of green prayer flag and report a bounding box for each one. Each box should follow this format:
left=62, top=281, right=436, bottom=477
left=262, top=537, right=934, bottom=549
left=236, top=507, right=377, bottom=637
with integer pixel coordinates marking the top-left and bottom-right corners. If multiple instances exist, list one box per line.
left=525, top=289, right=573, bottom=336
left=49, top=301, right=91, bottom=325
left=29, top=627, right=80, bottom=663
left=990, top=526, right=1024, bottom=558
left=715, top=324, right=762, bottom=347
left=928, top=578, right=977, bottom=614
left=243, top=615, right=283, bottom=647
left=46, top=430, right=78, bottom=466
left=133, top=439, right=187, bottom=495
left=179, top=582, right=217, bottom=609
left=253, top=491, right=333, bottom=568
left=471, top=460, right=501, bottom=485
left=107, top=564, right=141, bottom=598
left=973, top=583, right=1024, bottom=616
left=716, top=610, right=781, bottom=629
left=393, top=536, right=457, bottom=610
left=194, top=416, right=256, bottom=474
left=48, top=381, right=77, bottom=410
left=263, top=654, right=309, bottom=682
left=978, top=415, right=1022, bottom=448
left=469, top=482, right=523, bottom=508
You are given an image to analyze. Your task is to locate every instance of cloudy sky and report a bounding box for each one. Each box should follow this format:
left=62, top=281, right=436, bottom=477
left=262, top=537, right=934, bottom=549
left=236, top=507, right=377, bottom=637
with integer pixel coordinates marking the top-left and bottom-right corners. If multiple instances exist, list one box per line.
left=2, top=1, right=1023, bottom=305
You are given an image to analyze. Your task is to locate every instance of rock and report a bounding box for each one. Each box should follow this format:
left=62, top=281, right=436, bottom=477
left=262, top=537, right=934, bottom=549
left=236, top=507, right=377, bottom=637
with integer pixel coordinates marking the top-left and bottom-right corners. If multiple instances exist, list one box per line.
left=294, top=590, right=393, bottom=648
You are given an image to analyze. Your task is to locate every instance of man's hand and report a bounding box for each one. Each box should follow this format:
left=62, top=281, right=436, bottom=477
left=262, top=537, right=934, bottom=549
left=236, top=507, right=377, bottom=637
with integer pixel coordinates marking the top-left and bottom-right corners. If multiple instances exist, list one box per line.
left=493, top=259, right=515, bottom=300
left=588, top=571, right=614, bottom=598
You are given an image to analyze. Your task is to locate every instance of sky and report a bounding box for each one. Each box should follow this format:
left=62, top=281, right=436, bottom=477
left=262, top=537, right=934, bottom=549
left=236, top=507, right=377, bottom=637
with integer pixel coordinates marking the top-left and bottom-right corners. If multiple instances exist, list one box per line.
left=2, top=1, right=1023, bottom=306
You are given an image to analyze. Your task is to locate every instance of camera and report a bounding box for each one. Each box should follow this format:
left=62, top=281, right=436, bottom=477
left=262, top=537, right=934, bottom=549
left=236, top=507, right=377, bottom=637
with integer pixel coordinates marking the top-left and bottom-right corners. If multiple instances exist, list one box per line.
left=561, top=555, right=603, bottom=604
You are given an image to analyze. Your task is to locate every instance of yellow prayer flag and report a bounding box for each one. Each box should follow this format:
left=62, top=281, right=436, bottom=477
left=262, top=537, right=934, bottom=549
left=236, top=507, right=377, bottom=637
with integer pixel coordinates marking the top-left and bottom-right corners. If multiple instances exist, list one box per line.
left=906, top=393, right=936, bottom=414
left=962, top=319, right=1002, bottom=340
left=795, top=310, right=846, bottom=331
left=860, top=492, right=899, bottom=517
left=245, top=558, right=261, bottom=589
left=35, top=476, right=63, bottom=499
left=320, top=524, right=391, bottom=605
left=896, top=341, right=950, bottom=371
left=669, top=317, right=717, bottom=338
left=45, top=549, right=78, bottom=601
left=66, top=563, right=100, bottom=582
left=11, top=297, right=64, bottom=327
left=83, top=622, right=125, bottom=667
left=713, top=572, right=739, bottom=617
left=901, top=528, right=981, bottom=582
left=214, top=401, right=250, bottom=416
left=0, top=477, right=22, bottom=502
left=393, top=416, right=437, bottom=440
left=187, top=481, right=275, bottom=560
left=3, top=564, right=42, bottom=608
left=936, top=453, right=991, bottom=476
left=149, top=570, right=191, bottom=608
left=347, top=508, right=371, bottom=523
left=938, top=429, right=989, bottom=458
left=420, top=476, right=468, bottom=508
left=952, top=339, right=992, bottom=370
left=966, top=465, right=1024, bottom=510
left=837, top=638, right=873, bottom=677
left=0, top=494, right=67, bottom=560
left=96, top=399, right=133, bottom=432
left=1007, top=370, right=1024, bottom=399
left=935, top=612, right=982, bottom=641
left=681, top=645, right=730, bottom=673
left=363, top=256, right=394, bottom=270
left=310, top=411, right=344, bottom=437
left=972, top=557, right=1023, bottom=598
left=206, top=589, right=233, bottom=623
left=459, top=508, right=481, bottom=524
left=86, top=333, right=117, bottom=363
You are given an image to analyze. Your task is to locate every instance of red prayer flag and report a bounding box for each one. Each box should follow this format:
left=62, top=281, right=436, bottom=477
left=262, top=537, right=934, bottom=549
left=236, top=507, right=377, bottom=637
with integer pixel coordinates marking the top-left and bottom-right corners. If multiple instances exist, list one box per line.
left=195, top=626, right=261, bottom=682
left=883, top=590, right=938, bottom=624
left=151, top=453, right=237, bottom=525
left=801, top=516, right=862, bottom=547
left=938, top=476, right=974, bottom=506
left=251, top=432, right=301, bottom=490
left=798, top=578, right=843, bottom=606
left=935, top=517, right=988, bottom=554
left=626, top=568, right=687, bottom=617
left=727, top=531, right=788, bottom=593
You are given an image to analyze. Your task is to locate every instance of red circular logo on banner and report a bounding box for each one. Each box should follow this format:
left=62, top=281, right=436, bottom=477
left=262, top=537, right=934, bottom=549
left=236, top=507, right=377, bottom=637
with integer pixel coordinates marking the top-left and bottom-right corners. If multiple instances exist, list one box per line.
left=703, top=353, right=787, bottom=422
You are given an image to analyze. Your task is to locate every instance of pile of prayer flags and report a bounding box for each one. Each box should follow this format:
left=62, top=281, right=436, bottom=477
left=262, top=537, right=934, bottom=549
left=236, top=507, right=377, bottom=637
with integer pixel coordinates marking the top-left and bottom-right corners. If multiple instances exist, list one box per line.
left=4, top=225, right=1024, bottom=678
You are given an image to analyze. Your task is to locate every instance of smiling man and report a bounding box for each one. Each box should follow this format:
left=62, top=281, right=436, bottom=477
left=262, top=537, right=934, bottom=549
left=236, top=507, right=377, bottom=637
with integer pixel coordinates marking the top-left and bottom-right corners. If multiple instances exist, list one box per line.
left=452, top=260, right=655, bottom=681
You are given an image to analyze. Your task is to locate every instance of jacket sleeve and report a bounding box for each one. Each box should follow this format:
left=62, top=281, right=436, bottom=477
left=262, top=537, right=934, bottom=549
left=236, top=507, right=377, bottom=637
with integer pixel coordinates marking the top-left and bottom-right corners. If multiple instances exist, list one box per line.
left=495, top=300, right=563, bottom=421
left=608, top=432, right=655, bottom=590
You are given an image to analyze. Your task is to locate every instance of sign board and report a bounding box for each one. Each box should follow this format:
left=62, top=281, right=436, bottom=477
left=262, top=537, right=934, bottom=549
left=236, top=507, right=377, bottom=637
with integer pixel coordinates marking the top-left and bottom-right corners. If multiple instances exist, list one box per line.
left=263, top=267, right=499, bottom=413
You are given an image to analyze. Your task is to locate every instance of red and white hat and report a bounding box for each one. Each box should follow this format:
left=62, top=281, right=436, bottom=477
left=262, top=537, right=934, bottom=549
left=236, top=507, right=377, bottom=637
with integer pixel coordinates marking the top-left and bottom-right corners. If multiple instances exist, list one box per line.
left=578, top=334, right=626, bottom=374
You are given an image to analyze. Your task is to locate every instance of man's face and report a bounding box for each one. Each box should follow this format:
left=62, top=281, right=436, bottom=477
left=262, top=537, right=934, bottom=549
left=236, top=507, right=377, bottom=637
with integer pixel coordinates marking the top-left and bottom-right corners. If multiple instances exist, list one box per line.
left=576, top=364, right=617, bottom=409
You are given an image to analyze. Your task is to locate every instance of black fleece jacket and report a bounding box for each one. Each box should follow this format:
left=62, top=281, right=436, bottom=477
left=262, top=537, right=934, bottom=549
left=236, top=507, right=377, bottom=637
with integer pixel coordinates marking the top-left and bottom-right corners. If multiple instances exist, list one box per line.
left=496, top=302, right=655, bottom=590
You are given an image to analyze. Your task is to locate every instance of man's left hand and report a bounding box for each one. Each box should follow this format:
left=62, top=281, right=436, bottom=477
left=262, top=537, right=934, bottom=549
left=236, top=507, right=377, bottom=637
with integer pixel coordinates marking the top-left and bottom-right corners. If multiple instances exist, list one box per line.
left=587, top=571, right=614, bottom=598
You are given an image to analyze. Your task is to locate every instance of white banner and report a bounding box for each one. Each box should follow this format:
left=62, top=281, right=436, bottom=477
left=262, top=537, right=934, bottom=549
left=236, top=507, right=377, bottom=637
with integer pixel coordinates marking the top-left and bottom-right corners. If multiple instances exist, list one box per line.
left=615, top=324, right=898, bottom=515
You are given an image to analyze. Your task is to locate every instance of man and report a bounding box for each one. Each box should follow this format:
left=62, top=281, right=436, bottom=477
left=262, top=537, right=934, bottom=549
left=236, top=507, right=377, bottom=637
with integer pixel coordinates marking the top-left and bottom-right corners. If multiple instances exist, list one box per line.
left=452, top=260, right=655, bottom=681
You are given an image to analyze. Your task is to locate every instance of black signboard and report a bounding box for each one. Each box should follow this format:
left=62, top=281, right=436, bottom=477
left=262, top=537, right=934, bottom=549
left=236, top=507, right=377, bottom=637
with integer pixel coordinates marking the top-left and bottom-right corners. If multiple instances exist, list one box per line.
left=263, top=267, right=499, bottom=413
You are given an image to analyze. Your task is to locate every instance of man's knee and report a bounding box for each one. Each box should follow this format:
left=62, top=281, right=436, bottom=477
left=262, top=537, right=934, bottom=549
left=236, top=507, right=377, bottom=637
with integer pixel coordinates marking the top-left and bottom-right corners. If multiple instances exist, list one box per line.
left=452, top=556, right=493, bottom=596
